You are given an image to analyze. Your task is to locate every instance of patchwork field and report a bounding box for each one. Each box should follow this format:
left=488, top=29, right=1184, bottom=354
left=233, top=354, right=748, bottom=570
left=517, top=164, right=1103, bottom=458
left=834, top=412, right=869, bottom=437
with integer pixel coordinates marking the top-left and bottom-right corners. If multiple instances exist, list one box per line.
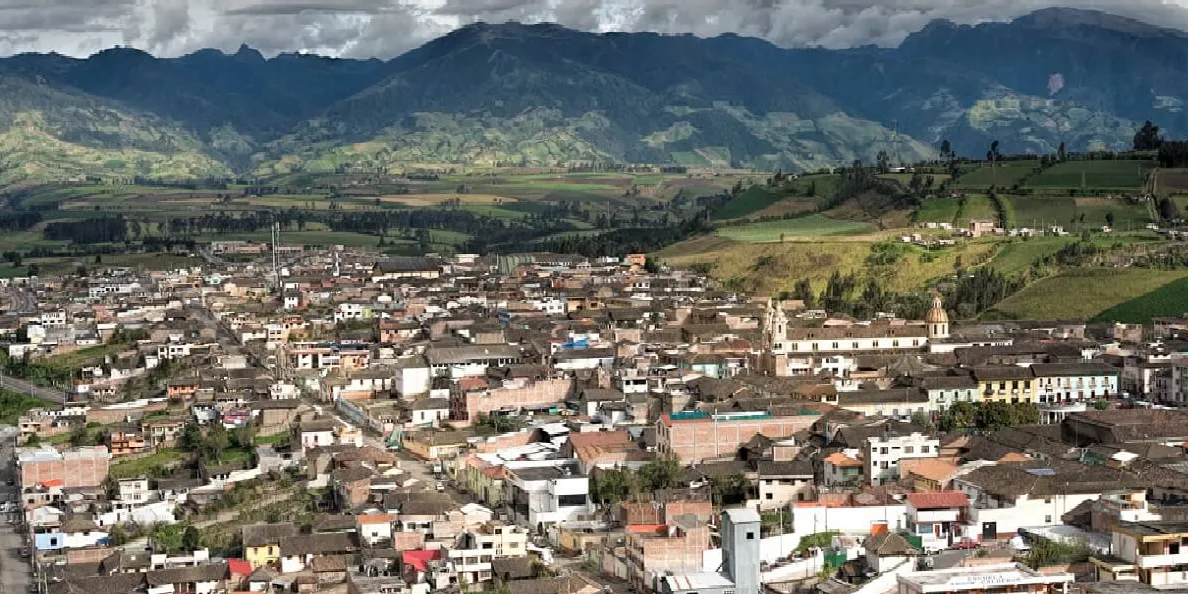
left=983, top=268, right=1188, bottom=320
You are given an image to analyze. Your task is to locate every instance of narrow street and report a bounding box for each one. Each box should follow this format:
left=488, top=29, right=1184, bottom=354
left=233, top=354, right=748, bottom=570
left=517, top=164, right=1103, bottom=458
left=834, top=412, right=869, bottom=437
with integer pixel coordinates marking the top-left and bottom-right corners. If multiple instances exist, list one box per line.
left=0, top=427, right=32, bottom=594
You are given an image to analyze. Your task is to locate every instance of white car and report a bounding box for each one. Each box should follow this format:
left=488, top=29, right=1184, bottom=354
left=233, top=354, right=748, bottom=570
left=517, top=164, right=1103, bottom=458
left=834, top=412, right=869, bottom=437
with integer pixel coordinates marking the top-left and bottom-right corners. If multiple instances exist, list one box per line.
left=0, top=503, right=16, bottom=513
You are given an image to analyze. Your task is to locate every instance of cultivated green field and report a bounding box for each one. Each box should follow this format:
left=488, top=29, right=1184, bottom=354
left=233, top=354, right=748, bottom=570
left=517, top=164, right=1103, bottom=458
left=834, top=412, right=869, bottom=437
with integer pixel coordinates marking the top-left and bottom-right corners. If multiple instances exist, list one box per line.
left=714, top=187, right=784, bottom=220
left=1008, top=196, right=1152, bottom=229
left=1026, top=160, right=1152, bottom=189
left=1091, top=276, right=1188, bottom=323
left=953, top=161, right=1038, bottom=188
left=984, top=268, right=1188, bottom=320
left=715, top=215, right=874, bottom=242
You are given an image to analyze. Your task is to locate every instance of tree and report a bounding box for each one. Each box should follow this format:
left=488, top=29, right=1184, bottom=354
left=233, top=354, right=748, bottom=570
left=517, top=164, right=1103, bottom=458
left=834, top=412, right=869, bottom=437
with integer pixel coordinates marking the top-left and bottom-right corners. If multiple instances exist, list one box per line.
left=201, top=424, right=231, bottom=462
left=1134, top=120, right=1163, bottom=151
left=709, top=473, right=749, bottom=506
left=636, top=457, right=683, bottom=491
left=792, top=278, right=814, bottom=308
left=182, top=525, right=201, bottom=552
left=1105, top=211, right=1115, bottom=229
left=180, top=423, right=202, bottom=452
left=939, top=139, right=952, bottom=161
left=876, top=150, right=891, bottom=174
left=1057, top=141, right=1067, bottom=162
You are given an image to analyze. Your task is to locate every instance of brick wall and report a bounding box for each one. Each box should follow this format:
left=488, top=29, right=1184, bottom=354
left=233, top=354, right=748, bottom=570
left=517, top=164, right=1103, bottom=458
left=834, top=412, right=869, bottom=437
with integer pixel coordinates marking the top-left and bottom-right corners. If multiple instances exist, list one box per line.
left=392, top=531, right=425, bottom=551
left=473, top=431, right=533, bottom=454
left=662, top=501, right=713, bottom=525
left=658, top=415, right=819, bottom=463
left=460, top=378, right=574, bottom=422
left=20, top=451, right=110, bottom=488
left=86, top=401, right=168, bottom=425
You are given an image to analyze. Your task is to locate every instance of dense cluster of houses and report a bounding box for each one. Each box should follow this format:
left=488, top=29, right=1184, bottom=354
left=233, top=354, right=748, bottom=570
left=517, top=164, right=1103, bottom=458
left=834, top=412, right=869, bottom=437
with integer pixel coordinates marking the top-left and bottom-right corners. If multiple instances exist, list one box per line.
left=8, top=245, right=1188, bottom=594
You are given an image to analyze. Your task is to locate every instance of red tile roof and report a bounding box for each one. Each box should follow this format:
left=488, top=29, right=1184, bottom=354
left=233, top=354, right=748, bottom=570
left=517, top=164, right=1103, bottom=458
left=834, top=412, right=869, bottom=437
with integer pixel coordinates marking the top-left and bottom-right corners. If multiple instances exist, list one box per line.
left=567, top=430, right=630, bottom=450
left=402, top=549, right=442, bottom=572
left=228, top=559, right=252, bottom=575
left=906, top=491, right=969, bottom=510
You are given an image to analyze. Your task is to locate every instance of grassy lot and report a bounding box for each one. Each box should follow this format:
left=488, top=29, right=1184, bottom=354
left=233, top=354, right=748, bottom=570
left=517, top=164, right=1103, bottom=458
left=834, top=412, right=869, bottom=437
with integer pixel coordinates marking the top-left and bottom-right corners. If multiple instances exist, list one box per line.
left=715, top=215, right=874, bottom=242
left=953, top=162, right=1038, bottom=188
left=253, top=433, right=291, bottom=447
left=915, top=198, right=962, bottom=224
left=656, top=234, right=996, bottom=295
left=989, top=237, right=1077, bottom=275
left=109, top=448, right=189, bottom=479
left=1026, top=160, right=1152, bottom=189
left=713, top=187, right=784, bottom=220
left=1091, top=276, right=1188, bottom=323
left=0, top=389, right=55, bottom=425
left=984, top=268, right=1188, bottom=321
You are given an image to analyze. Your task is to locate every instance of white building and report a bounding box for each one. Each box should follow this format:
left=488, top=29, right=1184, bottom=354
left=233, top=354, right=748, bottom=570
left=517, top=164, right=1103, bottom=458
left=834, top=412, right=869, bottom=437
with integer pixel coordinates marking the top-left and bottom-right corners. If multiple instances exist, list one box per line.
left=954, top=463, right=1142, bottom=540
left=897, top=563, right=1073, bottom=594
left=505, top=463, right=591, bottom=527
left=863, top=432, right=939, bottom=487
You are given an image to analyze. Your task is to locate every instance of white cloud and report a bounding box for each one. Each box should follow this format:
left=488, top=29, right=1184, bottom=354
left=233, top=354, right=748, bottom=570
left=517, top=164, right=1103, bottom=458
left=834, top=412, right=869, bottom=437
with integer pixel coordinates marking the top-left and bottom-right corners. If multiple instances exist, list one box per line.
left=0, top=0, right=1186, bottom=58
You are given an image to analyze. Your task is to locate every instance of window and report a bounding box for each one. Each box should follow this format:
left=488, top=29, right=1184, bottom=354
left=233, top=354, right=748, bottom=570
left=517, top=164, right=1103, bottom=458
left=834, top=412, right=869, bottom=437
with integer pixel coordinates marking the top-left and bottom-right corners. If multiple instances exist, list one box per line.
left=746, top=532, right=755, bottom=540
left=1045, top=515, right=1052, bottom=523
left=921, top=446, right=930, bottom=454
left=904, top=446, right=915, bottom=454
left=880, top=447, right=889, bottom=455
left=765, top=493, right=773, bottom=500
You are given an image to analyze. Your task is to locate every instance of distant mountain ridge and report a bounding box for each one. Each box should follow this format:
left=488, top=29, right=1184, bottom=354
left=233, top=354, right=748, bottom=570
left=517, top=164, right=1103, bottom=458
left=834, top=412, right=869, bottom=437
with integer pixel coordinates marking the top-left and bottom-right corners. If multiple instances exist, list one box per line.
left=0, top=7, right=1184, bottom=183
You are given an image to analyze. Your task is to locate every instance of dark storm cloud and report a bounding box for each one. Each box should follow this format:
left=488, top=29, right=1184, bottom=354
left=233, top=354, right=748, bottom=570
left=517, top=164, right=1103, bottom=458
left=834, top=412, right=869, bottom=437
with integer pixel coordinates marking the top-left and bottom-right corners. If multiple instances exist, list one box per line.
left=2, top=0, right=1188, bottom=58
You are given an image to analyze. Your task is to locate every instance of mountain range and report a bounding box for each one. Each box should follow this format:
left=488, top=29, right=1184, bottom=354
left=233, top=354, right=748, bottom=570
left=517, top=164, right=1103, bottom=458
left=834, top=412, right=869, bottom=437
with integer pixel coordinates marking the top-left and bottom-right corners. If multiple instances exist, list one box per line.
left=0, top=7, right=1186, bottom=184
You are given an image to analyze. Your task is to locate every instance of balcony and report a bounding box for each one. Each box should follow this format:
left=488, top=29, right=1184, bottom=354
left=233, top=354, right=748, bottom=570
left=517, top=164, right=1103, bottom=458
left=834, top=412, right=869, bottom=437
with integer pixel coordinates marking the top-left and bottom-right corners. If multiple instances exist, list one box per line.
left=1138, top=552, right=1188, bottom=569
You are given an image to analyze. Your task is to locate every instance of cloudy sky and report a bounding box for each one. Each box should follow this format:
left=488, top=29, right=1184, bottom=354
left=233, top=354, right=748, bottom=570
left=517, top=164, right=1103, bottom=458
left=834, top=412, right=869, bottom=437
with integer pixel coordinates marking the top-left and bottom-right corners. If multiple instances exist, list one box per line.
left=3, top=0, right=1188, bottom=59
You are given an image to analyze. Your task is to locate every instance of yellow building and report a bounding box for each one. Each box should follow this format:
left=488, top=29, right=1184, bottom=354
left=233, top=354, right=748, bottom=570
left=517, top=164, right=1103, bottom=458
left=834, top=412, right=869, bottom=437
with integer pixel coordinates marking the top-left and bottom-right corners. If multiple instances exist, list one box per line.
left=460, top=455, right=507, bottom=507
left=972, top=366, right=1035, bottom=404
left=242, top=523, right=297, bottom=568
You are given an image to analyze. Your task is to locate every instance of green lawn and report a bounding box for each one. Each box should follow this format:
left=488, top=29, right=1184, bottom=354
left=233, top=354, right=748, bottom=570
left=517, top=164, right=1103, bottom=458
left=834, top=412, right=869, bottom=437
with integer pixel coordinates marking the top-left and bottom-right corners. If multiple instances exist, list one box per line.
left=253, top=433, right=291, bottom=446
left=715, top=215, right=874, bottom=242
left=954, top=162, right=1038, bottom=188
left=1091, top=276, right=1188, bottom=323
left=984, top=268, right=1188, bottom=321
left=1026, top=160, right=1152, bottom=189
left=109, top=448, right=188, bottom=479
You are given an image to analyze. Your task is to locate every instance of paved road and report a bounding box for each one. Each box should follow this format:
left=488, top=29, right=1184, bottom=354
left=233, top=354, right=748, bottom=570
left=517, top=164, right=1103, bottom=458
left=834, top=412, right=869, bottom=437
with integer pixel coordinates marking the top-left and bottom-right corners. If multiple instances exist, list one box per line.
left=0, top=376, right=66, bottom=405
left=5, top=289, right=36, bottom=316
left=0, top=432, right=32, bottom=594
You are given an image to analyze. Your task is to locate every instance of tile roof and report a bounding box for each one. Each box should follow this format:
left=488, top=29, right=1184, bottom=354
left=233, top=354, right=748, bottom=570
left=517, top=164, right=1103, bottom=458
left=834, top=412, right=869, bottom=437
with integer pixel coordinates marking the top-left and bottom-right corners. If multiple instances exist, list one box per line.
left=906, top=491, right=969, bottom=510
left=401, top=549, right=442, bottom=572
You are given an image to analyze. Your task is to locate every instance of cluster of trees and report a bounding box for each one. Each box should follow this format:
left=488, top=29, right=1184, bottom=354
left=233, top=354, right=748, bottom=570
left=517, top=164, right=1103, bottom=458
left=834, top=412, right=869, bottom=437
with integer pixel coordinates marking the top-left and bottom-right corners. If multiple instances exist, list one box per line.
left=934, top=401, right=1040, bottom=432
left=1157, top=140, right=1188, bottom=168
left=589, top=457, right=683, bottom=504
left=44, top=216, right=130, bottom=244
left=180, top=423, right=255, bottom=465
left=532, top=208, right=715, bottom=258
left=0, top=211, right=42, bottom=232
left=1135, top=121, right=1163, bottom=151
left=947, top=267, right=1023, bottom=318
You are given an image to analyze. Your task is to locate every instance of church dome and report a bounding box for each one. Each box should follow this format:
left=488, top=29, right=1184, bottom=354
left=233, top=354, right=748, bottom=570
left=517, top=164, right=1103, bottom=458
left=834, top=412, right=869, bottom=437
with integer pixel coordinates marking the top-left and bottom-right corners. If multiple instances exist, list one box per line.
left=924, top=293, right=949, bottom=324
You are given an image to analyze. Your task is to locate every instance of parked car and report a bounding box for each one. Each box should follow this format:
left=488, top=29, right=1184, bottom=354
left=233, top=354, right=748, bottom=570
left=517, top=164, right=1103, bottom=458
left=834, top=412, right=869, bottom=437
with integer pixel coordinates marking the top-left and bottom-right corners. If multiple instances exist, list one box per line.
left=19, top=547, right=30, bottom=557
left=951, top=539, right=979, bottom=550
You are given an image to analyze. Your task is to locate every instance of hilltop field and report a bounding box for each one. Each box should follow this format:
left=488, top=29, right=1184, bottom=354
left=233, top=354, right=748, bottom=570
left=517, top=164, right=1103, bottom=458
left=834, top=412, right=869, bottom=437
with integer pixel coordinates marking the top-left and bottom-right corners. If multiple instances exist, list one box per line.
left=7, top=156, right=1188, bottom=323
